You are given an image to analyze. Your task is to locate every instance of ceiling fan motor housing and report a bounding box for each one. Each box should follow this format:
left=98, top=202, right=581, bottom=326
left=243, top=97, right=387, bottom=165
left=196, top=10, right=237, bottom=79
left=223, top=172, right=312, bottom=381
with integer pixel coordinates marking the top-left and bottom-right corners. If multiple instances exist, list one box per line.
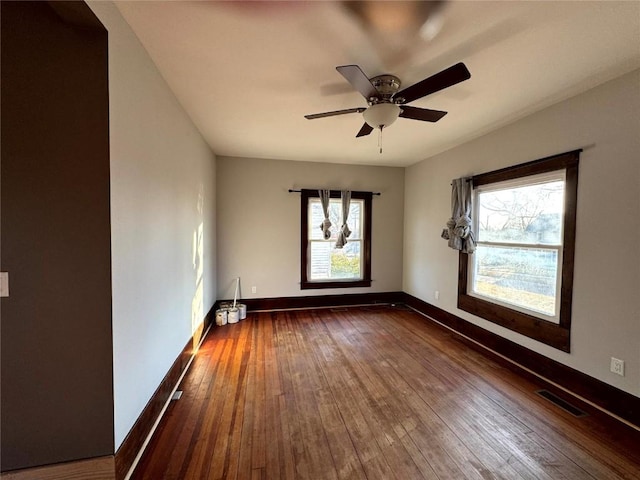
left=369, top=74, right=402, bottom=104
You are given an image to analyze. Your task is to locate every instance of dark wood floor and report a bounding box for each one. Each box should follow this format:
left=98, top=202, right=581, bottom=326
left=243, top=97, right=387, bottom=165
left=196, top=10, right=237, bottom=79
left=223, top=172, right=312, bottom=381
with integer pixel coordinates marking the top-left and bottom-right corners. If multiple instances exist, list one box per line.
left=131, top=306, right=640, bottom=479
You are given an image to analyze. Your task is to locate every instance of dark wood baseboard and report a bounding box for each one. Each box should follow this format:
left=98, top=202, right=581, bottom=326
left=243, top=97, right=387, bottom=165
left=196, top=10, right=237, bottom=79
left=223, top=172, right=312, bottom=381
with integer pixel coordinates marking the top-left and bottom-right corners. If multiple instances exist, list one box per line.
left=403, top=293, right=640, bottom=428
left=114, top=307, right=214, bottom=480
left=217, top=291, right=405, bottom=312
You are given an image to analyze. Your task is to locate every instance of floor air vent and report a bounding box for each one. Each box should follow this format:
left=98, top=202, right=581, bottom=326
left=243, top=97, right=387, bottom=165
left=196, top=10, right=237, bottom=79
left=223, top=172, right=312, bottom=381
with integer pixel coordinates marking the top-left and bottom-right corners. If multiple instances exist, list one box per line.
left=171, top=390, right=183, bottom=401
left=390, top=304, right=412, bottom=310
left=536, top=390, right=587, bottom=417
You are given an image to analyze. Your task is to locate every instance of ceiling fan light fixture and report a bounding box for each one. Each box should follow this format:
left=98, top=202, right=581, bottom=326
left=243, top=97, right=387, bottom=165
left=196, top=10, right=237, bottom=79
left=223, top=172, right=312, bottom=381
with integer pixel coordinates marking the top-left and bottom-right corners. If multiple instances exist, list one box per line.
left=363, top=103, right=401, bottom=129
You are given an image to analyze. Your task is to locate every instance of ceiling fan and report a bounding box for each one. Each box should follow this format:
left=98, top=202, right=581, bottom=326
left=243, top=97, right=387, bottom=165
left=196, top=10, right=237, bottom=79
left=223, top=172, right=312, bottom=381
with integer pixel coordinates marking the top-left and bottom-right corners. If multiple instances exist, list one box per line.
left=305, top=62, right=471, bottom=139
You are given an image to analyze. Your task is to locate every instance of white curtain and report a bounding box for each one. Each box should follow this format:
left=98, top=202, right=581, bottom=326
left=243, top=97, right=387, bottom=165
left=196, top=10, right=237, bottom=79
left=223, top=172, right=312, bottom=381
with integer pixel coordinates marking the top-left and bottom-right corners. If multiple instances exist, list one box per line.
left=318, top=189, right=332, bottom=240
left=441, top=178, right=476, bottom=253
left=335, top=190, right=352, bottom=249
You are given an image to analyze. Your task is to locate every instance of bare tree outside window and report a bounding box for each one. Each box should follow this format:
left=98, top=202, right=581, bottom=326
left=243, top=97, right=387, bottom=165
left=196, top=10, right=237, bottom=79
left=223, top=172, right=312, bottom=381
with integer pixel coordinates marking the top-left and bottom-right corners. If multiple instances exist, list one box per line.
left=478, top=181, right=564, bottom=244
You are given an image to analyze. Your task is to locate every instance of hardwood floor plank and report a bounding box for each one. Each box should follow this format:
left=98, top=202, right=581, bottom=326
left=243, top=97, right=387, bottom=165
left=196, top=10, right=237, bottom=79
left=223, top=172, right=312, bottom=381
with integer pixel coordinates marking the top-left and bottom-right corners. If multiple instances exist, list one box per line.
left=131, top=307, right=640, bottom=480
left=233, top=322, right=258, bottom=480
left=205, top=321, right=251, bottom=480
left=274, top=315, right=310, bottom=479
left=251, top=318, right=267, bottom=471
left=260, top=316, right=283, bottom=480
left=285, top=316, right=339, bottom=480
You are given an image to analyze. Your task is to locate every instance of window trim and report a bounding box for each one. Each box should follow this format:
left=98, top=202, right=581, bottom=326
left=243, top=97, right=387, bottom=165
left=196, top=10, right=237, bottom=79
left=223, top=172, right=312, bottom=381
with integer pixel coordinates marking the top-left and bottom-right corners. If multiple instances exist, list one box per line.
left=300, top=189, right=372, bottom=290
left=457, top=150, right=580, bottom=352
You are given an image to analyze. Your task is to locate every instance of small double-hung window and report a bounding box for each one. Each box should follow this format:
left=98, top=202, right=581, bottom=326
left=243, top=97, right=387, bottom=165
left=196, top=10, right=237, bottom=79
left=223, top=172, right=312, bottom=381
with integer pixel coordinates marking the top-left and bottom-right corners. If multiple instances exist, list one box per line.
left=458, top=150, right=580, bottom=351
left=300, top=190, right=372, bottom=289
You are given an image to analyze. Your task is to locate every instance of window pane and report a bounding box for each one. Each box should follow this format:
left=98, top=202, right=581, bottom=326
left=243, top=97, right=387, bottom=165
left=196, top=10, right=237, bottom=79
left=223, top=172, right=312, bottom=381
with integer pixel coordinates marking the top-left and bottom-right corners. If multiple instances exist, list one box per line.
left=472, top=245, right=558, bottom=318
left=477, top=180, right=564, bottom=244
left=347, top=202, right=362, bottom=240
left=309, top=241, right=331, bottom=279
left=309, top=199, right=362, bottom=241
left=331, top=241, right=361, bottom=279
left=309, top=202, right=329, bottom=240
left=309, top=241, right=361, bottom=280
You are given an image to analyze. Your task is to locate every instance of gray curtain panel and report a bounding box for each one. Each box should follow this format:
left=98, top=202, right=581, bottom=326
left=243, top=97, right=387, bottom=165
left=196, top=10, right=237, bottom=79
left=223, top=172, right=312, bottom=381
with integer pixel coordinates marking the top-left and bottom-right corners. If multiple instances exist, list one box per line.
left=441, top=178, right=476, bottom=253
left=319, top=189, right=332, bottom=240
left=335, top=190, right=352, bottom=249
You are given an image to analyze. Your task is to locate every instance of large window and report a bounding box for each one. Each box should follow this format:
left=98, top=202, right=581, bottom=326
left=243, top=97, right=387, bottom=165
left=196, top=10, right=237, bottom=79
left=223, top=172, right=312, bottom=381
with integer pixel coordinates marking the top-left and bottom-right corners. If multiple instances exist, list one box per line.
left=301, top=190, right=372, bottom=289
left=472, top=170, right=566, bottom=321
left=458, top=151, right=580, bottom=351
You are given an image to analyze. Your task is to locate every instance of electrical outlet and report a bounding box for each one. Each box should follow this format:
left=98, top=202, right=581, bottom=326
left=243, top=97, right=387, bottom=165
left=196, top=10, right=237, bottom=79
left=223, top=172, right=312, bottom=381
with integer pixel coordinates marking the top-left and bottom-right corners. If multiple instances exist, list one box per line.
left=610, top=357, right=625, bottom=376
left=0, top=272, right=8, bottom=297
left=434, top=290, right=440, bottom=300
left=251, top=286, right=257, bottom=294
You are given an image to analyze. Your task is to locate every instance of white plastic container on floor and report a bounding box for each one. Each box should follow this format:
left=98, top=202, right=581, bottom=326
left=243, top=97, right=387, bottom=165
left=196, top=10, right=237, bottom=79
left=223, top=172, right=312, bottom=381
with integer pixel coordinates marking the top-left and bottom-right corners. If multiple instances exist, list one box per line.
left=227, top=307, right=240, bottom=324
left=215, top=309, right=228, bottom=326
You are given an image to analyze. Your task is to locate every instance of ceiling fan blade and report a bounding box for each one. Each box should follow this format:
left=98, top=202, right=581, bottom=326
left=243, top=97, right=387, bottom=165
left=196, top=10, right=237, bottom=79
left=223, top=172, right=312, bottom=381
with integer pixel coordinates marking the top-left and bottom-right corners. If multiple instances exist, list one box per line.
left=336, top=65, right=379, bottom=100
left=356, top=123, right=374, bottom=137
left=399, top=106, right=448, bottom=122
left=305, top=107, right=365, bottom=120
left=394, top=62, right=471, bottom=104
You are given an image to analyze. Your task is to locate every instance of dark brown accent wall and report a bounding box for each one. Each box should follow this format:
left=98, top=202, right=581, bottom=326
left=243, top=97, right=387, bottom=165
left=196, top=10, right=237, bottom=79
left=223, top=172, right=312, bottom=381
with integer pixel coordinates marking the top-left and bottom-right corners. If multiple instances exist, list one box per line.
left=1, top=1, right=113, bottom=472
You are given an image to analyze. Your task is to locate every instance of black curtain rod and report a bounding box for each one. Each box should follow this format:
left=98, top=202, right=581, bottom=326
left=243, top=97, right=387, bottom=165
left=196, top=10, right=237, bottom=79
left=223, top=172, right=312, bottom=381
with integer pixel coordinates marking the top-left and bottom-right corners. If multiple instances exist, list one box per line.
left=450, top=178, right=473, bottom=185
left=288, top=189, right=381, bottom=196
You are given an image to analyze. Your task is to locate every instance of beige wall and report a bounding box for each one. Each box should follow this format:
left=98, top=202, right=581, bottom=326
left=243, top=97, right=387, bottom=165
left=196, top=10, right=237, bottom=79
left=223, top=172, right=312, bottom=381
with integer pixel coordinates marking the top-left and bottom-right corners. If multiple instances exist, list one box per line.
left=89, top=2, right=217, bottom=449
left=404, top=69, right=640, bottom=396
left=217, top=157, right=404, bottom=300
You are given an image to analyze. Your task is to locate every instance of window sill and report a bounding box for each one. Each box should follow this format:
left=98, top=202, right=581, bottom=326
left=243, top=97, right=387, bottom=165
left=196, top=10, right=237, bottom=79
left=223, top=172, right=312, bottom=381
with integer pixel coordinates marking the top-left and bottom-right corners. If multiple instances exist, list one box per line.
left=457, top=292, right=570, bottom=352
left=301, top=279, right=371, bottom=290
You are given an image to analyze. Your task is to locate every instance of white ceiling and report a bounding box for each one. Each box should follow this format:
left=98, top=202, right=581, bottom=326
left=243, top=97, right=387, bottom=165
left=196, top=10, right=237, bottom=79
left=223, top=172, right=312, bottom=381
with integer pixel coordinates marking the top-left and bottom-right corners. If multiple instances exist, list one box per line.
left=115, top=1, right=640, bottom=167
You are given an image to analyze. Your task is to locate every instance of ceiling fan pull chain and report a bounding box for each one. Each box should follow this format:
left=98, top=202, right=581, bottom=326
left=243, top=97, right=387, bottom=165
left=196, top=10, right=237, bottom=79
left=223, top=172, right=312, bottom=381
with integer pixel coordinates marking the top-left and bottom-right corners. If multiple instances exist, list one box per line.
left=378, top=127, right=383, bottom=154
